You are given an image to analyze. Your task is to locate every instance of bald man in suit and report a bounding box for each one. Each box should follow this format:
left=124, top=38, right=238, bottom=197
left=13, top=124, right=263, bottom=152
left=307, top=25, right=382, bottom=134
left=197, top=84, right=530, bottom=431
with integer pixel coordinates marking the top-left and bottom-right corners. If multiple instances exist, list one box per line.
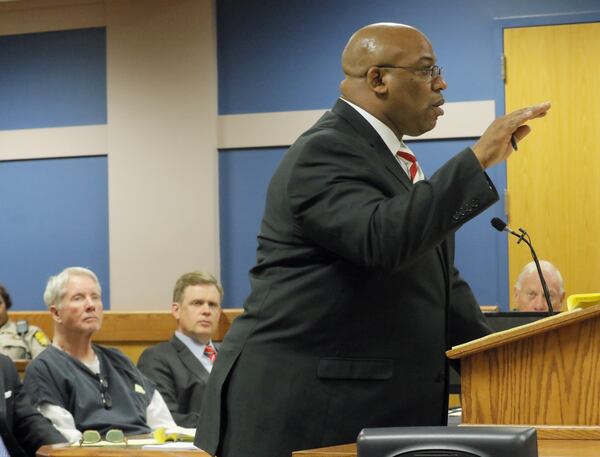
left=195, top=22, right=550, bottom=457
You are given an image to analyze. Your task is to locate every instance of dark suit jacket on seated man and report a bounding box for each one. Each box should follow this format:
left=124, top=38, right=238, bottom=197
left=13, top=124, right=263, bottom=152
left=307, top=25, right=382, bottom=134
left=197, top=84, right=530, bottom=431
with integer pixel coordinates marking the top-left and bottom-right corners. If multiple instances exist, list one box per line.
left=194, top=22, right=551, bottom=457
left=138, top=271, right=223, bottom=427
left=23, top=266, right=180, bottom=443
left=0, top=353, right=65, bottom=457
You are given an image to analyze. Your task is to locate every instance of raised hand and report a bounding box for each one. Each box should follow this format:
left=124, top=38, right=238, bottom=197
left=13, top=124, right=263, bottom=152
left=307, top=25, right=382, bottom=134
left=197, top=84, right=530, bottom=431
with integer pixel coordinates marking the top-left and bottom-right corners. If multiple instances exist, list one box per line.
left=472, top=102, right=551, bottom=169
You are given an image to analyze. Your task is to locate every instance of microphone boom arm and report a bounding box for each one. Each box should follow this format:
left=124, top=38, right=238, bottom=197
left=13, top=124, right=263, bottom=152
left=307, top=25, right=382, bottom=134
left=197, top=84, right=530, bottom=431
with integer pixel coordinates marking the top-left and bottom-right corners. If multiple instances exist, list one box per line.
left=517, top=231, right=554, bottom=314
left=490, top=218, right=554, bottom=315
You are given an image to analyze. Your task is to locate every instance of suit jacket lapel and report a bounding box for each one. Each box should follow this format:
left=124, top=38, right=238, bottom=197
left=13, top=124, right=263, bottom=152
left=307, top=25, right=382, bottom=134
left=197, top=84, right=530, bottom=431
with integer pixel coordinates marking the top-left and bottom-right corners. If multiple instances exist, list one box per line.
left=170, top=336, right=209, bottom=382
left=331, top=99, right=412, bottom=191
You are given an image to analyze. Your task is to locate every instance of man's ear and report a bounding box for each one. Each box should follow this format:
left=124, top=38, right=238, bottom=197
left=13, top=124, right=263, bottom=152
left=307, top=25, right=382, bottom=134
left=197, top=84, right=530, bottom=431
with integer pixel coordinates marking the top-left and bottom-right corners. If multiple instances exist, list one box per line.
left=559, top=292, right=566, bottom=311
left=366, top=67, right=388, bottom=95
left=171, top=302, right=180, bottom=320
left=50, top=305, right=61, bottom=323
left=512, top=287, right=519, bottom=311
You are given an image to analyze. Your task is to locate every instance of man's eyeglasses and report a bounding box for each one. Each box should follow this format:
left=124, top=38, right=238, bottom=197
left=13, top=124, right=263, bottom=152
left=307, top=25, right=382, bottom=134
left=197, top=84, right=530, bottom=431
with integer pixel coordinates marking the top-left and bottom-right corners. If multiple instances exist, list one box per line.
left=79, top=429, right=127, bottom=446
left=371, top=64, right=442, bottom=81
left=96, top=373, right=112, bottom=409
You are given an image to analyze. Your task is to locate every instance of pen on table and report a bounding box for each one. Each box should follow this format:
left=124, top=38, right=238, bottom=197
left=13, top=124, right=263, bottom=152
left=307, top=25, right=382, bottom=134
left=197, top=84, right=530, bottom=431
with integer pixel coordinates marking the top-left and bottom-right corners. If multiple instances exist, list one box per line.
left=510, top=134, right=518, bottom=151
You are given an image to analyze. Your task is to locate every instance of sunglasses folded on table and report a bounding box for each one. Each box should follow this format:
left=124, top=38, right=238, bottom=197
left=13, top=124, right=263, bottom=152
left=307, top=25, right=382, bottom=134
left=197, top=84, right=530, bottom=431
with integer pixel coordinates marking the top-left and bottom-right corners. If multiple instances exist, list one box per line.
left=78, top=429, right=127, bottom=447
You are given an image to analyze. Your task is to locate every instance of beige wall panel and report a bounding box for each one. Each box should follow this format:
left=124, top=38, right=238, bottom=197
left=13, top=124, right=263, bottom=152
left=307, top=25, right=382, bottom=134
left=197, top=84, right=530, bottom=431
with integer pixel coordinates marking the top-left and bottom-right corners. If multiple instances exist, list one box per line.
left=505, top=23, right=600, bottom=307
left=218, top=101, right=495, bottom=149
left=106, top=0, right=219, bottom=310
left=0, top=125, right=106, bottom=160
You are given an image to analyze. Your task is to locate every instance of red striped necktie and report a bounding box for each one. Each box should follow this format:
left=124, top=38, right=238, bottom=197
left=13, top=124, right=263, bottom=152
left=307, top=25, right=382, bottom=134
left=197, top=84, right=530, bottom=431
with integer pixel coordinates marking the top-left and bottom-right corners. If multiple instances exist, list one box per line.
left=204, top=344, right=217, bottom=363
left=396, top=150, right=419, bottom=182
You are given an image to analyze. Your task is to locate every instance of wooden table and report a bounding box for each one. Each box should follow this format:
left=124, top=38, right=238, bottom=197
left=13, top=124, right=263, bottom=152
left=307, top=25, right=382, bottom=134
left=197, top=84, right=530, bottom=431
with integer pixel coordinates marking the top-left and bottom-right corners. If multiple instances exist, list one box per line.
left=38, top=438, right=600, bottom=456
left=292, top=440, right=600, bottom=457
left=36, top=443, right=210, bottom=457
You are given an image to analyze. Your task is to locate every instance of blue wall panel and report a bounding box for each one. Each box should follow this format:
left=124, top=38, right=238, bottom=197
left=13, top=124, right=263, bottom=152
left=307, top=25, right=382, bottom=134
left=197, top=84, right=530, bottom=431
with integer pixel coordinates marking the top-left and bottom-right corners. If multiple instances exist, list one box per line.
left=0, top=27, right=106, bottom=130
left=0, top=156, right=109, bottom=310
left=217, top=0, right=600, bottom=115
left=219, top=148, right=284, bottom=309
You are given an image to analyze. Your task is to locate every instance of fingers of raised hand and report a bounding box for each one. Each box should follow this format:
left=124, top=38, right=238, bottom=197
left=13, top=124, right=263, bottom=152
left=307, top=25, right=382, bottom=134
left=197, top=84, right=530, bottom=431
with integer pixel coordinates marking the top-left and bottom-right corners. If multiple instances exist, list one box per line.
left=505, top=102, right=549, bottom=132
left=515, top=102, right=551, bottom=122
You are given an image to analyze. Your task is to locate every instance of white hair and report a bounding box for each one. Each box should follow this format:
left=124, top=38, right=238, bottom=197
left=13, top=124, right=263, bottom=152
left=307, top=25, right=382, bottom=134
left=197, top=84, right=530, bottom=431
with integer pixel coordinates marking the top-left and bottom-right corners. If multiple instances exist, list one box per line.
left=515, top=260, right=564, bottom=294
left=43, top=267, right=101, bottom=309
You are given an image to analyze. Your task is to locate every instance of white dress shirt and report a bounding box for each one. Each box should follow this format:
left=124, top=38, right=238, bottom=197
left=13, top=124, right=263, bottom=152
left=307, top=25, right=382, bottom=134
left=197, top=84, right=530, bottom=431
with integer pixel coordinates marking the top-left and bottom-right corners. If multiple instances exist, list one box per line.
left=340, top=98, right=425, bottom=182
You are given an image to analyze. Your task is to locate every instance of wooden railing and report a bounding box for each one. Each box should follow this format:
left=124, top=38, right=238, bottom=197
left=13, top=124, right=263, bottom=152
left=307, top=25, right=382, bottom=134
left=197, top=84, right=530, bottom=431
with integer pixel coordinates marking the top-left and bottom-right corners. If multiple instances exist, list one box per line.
left=10, top=305, right=496, bottom=379
left=8, top=309, right=243, bottom=368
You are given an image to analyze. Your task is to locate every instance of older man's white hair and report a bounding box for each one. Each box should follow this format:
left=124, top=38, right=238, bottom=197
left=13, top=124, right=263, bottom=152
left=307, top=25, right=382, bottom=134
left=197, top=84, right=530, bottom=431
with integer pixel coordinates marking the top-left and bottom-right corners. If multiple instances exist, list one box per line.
left=43, top=267, right=101, bottom=309
left=514, top=260, right=564, bottom=294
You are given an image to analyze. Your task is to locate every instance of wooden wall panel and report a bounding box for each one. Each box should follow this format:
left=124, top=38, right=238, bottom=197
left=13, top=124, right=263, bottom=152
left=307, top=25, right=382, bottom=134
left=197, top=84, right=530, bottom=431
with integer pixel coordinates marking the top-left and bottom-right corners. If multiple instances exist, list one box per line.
left=504, top=23, right=600, bottom=305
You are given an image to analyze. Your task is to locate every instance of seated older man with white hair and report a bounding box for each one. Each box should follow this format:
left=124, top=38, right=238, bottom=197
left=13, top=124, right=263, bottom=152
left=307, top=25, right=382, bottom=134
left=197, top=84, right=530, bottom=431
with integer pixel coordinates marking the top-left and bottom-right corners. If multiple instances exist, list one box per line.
left=23, top=266, right=182, bottom=443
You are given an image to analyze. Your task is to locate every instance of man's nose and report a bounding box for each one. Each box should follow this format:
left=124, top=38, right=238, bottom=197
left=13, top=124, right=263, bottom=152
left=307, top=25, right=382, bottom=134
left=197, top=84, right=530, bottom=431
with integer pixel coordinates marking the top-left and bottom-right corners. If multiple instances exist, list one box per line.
left=532, top=295, right=547, bottom=311
left=200, top=304, right=211, bottom=314
left=432, top=75, right=447, bottom=91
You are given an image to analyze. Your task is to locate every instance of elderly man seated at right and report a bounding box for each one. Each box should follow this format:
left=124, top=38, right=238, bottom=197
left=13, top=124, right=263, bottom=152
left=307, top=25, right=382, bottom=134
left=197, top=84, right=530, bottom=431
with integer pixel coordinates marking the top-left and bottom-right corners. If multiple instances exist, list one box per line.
left=23, top=267, right=180, bottom=443
left=513, top=260, right=565, bottom=312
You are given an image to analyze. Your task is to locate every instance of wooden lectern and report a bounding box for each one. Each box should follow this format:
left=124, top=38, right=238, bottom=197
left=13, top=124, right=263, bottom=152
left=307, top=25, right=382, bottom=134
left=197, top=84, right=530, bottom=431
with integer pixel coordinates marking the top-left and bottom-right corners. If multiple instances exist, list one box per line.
left=446, top=304, right=600, bottom=440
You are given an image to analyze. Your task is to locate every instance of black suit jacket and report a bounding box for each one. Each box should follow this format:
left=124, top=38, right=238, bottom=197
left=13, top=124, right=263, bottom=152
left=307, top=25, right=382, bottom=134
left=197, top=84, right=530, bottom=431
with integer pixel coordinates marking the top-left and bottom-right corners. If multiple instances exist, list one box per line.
left=137, top=336, right=215, bottom=428
left=196, top=99, right=497, bottom=457
left=0, top=354, right=65, bottom=457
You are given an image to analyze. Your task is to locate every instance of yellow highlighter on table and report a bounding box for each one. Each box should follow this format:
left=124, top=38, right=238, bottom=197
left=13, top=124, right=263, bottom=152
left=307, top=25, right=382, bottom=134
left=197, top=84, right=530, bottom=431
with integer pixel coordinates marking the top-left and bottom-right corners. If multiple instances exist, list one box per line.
left=153, top=427, right=194, bottom=443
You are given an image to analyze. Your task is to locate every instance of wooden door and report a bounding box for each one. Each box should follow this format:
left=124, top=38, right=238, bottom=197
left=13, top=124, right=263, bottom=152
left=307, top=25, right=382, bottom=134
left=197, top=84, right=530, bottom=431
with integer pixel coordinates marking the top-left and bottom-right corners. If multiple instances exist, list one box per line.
left=504, top=22, right=600, bottom=307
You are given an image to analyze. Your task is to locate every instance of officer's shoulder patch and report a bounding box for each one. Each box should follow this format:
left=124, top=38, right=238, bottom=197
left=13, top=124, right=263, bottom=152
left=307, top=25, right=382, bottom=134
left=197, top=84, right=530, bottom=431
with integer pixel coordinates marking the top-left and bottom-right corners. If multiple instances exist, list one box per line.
left=33, top=330, right=50, bottom=347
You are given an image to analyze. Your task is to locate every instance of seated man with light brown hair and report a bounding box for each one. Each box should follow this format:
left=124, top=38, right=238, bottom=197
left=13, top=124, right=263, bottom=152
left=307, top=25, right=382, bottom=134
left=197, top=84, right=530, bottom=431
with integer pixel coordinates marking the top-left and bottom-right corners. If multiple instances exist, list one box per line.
left=513, top=260, right=565, bottom=312
left=23, top=266, right=181, bottom=443
left=138, top=271, right=223, bottom=427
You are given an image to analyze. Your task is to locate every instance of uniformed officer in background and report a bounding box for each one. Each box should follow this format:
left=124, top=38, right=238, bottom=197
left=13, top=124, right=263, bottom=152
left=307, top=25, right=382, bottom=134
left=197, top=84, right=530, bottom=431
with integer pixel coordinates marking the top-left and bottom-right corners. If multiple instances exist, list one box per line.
left=0, top=283, right=49, bottom=360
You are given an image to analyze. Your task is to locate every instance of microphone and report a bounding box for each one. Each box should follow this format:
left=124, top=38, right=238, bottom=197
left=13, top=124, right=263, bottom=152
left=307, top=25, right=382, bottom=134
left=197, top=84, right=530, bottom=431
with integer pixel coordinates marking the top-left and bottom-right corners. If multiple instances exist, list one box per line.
left=490, top=218, right=554, bottom=315
left=490, top=217, right=526, bottom=242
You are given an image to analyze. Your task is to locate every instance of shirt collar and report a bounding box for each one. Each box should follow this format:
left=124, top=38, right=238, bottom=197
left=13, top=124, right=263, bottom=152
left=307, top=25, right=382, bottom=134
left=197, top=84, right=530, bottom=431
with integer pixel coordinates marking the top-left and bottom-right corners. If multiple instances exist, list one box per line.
left=340, top=98, right=423, bottom=182
left=51, top=342, right=101, bottom=374
left=340, top=97, right=405, bottom=155
left=175, top=330, right=211, bottom=352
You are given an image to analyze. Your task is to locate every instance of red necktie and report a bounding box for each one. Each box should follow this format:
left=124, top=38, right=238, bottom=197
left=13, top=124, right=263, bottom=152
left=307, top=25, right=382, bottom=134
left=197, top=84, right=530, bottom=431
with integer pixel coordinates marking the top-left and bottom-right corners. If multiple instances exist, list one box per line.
left=396, top=150, right=418, bottom=182
left=204, top=344, right=217, bottom=363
